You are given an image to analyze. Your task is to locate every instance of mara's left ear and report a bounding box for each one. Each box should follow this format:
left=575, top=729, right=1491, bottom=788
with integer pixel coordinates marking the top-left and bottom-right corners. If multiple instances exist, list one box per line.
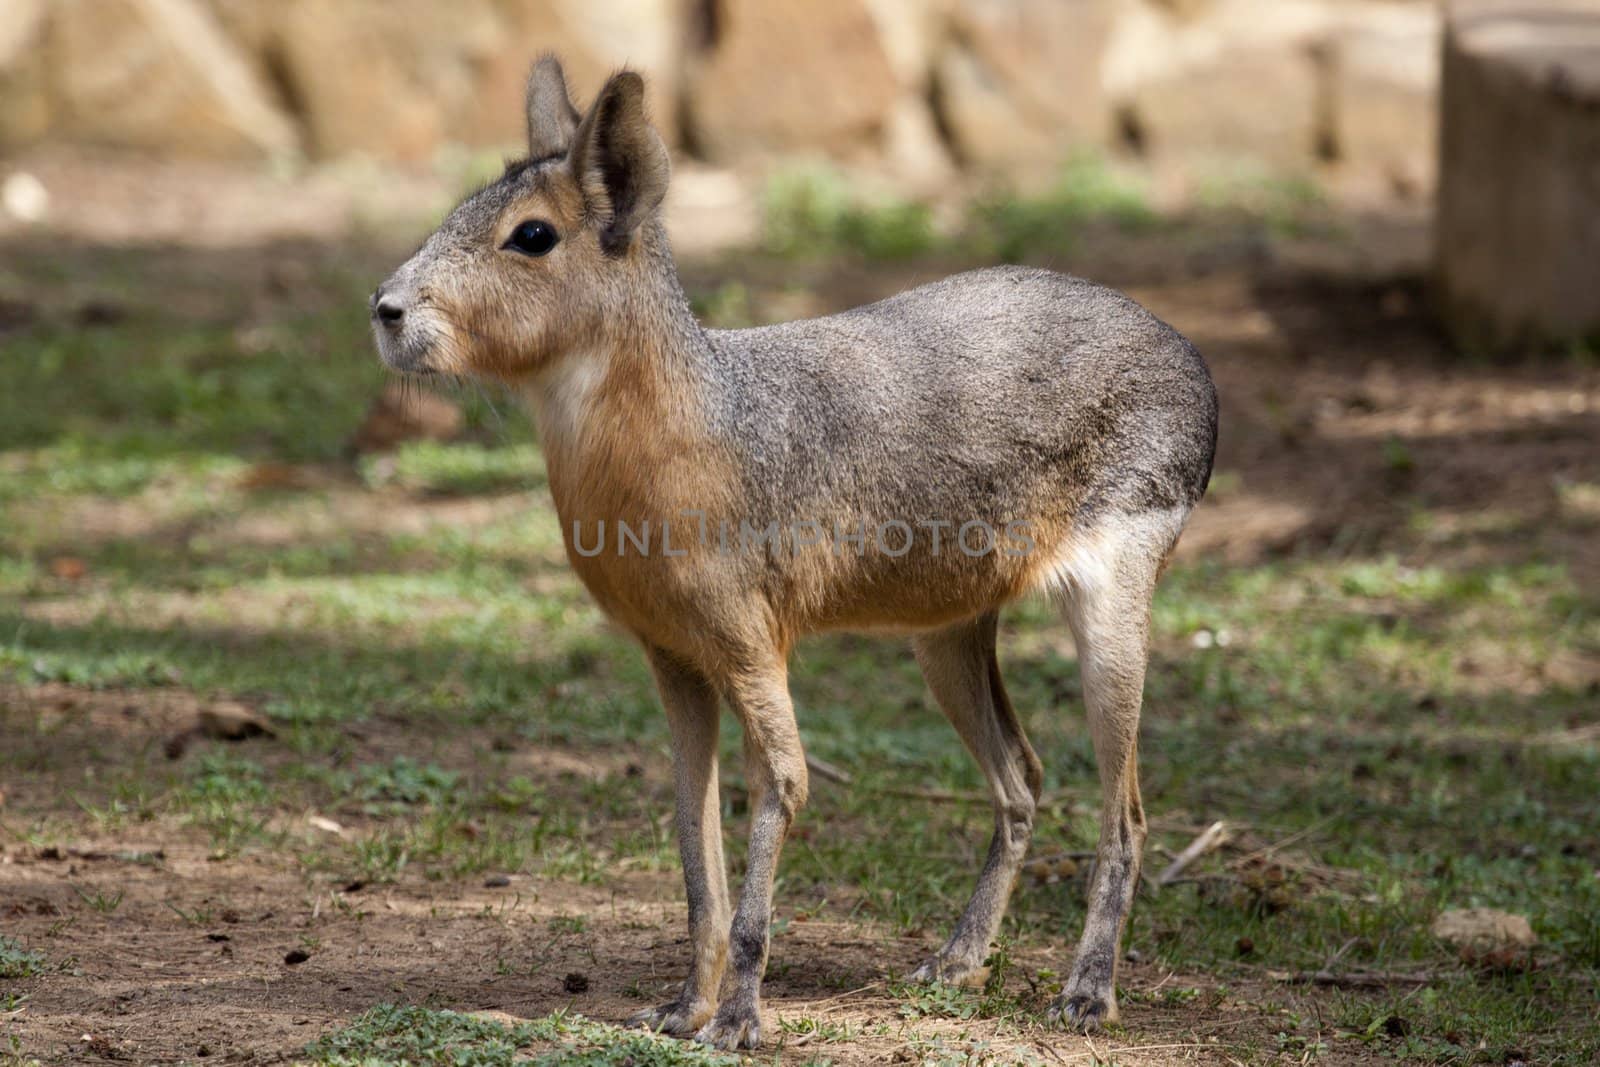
left=525, top=53, right=579, bottom=159
left=569, top=71, right=670, bottom=255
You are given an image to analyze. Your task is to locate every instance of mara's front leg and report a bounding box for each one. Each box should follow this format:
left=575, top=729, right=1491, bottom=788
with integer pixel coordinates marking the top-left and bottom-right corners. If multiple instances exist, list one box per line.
left=628, top=648, right=729, bottom=1036
left=694, top=656, right=807, bottom=1051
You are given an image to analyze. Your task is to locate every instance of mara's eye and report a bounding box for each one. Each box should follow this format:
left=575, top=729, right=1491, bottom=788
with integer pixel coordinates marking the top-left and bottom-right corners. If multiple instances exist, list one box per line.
left=504, top=219, right=559, bottom=257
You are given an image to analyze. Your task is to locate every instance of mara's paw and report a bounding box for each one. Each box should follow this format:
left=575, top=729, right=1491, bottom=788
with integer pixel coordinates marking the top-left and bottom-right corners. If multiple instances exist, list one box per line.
left=908, top=951, right=989, bottom=989
left=1047, top=986, right=1118, bottom=1033
left=693, top=999, right=762, bottom=1050
left=627, top=997, right=714, bottom=1037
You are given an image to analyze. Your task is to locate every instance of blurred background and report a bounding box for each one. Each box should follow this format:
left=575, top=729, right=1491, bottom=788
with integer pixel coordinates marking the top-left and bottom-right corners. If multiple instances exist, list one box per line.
left=2, top=2, right=1599, bottom=1065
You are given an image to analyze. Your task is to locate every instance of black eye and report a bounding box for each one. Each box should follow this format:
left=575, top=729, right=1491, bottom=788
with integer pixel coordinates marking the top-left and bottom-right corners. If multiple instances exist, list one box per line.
left=504, top=219, right=558, bottom=257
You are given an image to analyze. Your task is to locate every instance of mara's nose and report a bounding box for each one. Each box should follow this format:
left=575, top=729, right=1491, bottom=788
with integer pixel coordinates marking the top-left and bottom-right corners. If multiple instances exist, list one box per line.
left=372, top=289, right=405, bottom=327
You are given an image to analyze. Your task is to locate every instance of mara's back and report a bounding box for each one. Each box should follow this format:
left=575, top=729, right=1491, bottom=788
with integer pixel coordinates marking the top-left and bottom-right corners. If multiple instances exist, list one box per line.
left=706, top=266, right=1218, bottom=538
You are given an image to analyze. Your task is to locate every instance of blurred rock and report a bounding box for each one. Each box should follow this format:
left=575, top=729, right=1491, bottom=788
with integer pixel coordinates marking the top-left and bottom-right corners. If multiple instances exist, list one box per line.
left=863, top=0, right=959, bottom=187
left=1431, top=907, right=1536, bottom=966
left=198, top=701, right=275, bottom=741
left=0, top=0, right=50, bottom=145
left=1325, top=4, right=1440, bottom=196
left=1107, top=0, right=1334, bottom=169
left=48, top=0, right=298, bottom=158
left=683, top=0, right=900, bottom=162
left=211, top=0, right=680, bottom=161
left=1, top=0, right=1449, bottom=187
left=1435, top=0, right=1600, bottom=354
left=1129, top=47, right=1319, bottom=168
left=350, top=382, right=465, bottom=455
left=863, top=0, right=953, bottom=91
left=492, top=0, right=682, bottom=148
left=1, top=171, right=50, bottom=223
left=934, top=0, right=1113, bottom=174
left=267, top=0, right=500, bottom=162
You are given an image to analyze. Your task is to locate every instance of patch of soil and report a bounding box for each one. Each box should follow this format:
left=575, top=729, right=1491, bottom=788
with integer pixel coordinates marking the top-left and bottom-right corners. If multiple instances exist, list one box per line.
left=1, top=683, right=1384, bottom=1066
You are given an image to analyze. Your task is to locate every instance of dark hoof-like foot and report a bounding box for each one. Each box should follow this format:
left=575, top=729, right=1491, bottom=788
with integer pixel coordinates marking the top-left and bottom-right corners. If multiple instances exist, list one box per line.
left=909, top=952, right=989, bottom=989
left=627, top=997, right=714, bottom=1037
left=1047, top=988, right=1117, bottom=1033
left=693, top=1000, right=762, bottom=1050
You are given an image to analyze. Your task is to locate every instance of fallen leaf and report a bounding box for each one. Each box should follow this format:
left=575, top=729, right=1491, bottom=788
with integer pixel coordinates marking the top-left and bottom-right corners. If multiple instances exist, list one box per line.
left=235, top=462, right=314, bottom=491
left=198, top=702, right=274, bottom=742
left=49, top=556, right=88, bottom=581
left=348, top=382, right=463, bottom=455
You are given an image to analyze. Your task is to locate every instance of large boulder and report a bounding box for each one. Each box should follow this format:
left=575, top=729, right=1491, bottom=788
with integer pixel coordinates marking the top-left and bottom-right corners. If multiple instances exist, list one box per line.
left=265, top=0, right=501, bottom=162
left=484, top=0, right=683, bottom=148
left=33, top=0, right=298, bottom=158
left=213, top=0, right=680, bottom=162
left=933, top=0, right=1113, bottom=174
left=1104, top=0, right=1333, bottom=170
left=1324, top=3, right=1441, bottom=196
left=0, top=0, right=50, bottom=146
left=682, top=0, right=900, bottom=162
left=1435, top=0, right=1600, bottom=352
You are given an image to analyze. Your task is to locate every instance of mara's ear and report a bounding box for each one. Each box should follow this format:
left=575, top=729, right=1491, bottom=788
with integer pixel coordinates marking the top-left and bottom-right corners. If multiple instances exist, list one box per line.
left=569, top=71, right=669, bottom=255
left=525, top=54, right=579, bottom=159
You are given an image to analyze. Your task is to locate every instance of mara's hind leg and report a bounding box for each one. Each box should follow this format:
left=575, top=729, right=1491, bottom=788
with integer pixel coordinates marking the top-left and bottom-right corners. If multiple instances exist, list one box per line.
left=910, top=611, right=1044, bottom=986
left=1047, top=510, right=1180, bottom=1031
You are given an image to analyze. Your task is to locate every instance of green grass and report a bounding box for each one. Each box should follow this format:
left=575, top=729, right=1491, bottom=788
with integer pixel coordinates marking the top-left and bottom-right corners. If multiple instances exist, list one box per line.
left=0, top=938, right=47, bottom=980
left=305, top=1004, right=740, bottom=1066
left=761, top=164, right=938, bottom=261
left=758, top=154, right=1157, bottom=264
left=970, top=153, right=1156, bottom=261
left=2, top=250, right=1598, bottom=1064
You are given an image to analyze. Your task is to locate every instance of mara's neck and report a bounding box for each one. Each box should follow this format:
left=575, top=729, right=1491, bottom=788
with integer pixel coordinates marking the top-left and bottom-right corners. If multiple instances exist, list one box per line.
left=522, top=232, right=731, bottom=528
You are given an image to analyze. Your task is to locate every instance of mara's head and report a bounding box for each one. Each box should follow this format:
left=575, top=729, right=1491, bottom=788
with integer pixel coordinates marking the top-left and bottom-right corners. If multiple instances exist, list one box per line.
left=371, top=56, right=670, bottom=381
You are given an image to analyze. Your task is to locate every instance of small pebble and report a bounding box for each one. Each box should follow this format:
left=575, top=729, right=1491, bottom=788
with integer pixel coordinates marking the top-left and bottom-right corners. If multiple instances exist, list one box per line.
left=484, top=874, right=511, bottom=888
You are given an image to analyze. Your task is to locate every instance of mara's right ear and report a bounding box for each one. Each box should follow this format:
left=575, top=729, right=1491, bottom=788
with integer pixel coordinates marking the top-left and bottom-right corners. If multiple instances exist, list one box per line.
left=525, top=54, right=579, bottom=159
left=569, top=71, right=670, bottom=256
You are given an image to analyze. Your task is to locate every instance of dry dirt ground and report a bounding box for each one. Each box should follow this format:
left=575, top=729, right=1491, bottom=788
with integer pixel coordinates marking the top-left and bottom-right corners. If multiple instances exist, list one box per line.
left=2, top=152, right=1597, bottom=1066
left=2, top=685, right=1306, bottom=1067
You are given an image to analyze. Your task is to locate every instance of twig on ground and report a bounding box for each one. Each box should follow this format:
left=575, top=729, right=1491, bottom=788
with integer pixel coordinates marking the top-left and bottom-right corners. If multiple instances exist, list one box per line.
left=1155, top=819, right=1230, bottom=887
left=804, top=754, right=852, bottom=785
left=1232, top=813, right=1339, bottom=866
left=1272, top=968, right=1437, bottom=989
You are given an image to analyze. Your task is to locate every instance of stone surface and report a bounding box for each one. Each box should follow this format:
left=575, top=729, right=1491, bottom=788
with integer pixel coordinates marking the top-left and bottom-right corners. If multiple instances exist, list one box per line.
left=1433, top=908, right=1529, bottom=959
left=44, top=0, right=298, bottom=158
left=1124, top=46, right=1321, bottom=168
left=1106, top=0, right=1336, bottom=169
left=1435, top=0, right=1600, bottom=352
left=1325, top=3, right=1441, bottom=194
left=269, top=0, right=500, bottom=162
left=934, top=0, right=1113, bottom=173
left=208, top=0, right=680, bottom=161
left=0, top=0, right=50, bottom=145
left=683, top=0, right=900, bottom=162
left=487, top=0, right=683, bottom=149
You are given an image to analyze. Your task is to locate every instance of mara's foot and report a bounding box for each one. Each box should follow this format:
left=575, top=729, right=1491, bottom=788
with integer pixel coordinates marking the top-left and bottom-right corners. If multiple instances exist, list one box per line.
left=908, top=948, right=990, bottom=988
left=693, top=998, right=762, bottom=1050
left=1047, top=981, right=1118, bottom=1033
left=627, top=996, right=715, bottom=1037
